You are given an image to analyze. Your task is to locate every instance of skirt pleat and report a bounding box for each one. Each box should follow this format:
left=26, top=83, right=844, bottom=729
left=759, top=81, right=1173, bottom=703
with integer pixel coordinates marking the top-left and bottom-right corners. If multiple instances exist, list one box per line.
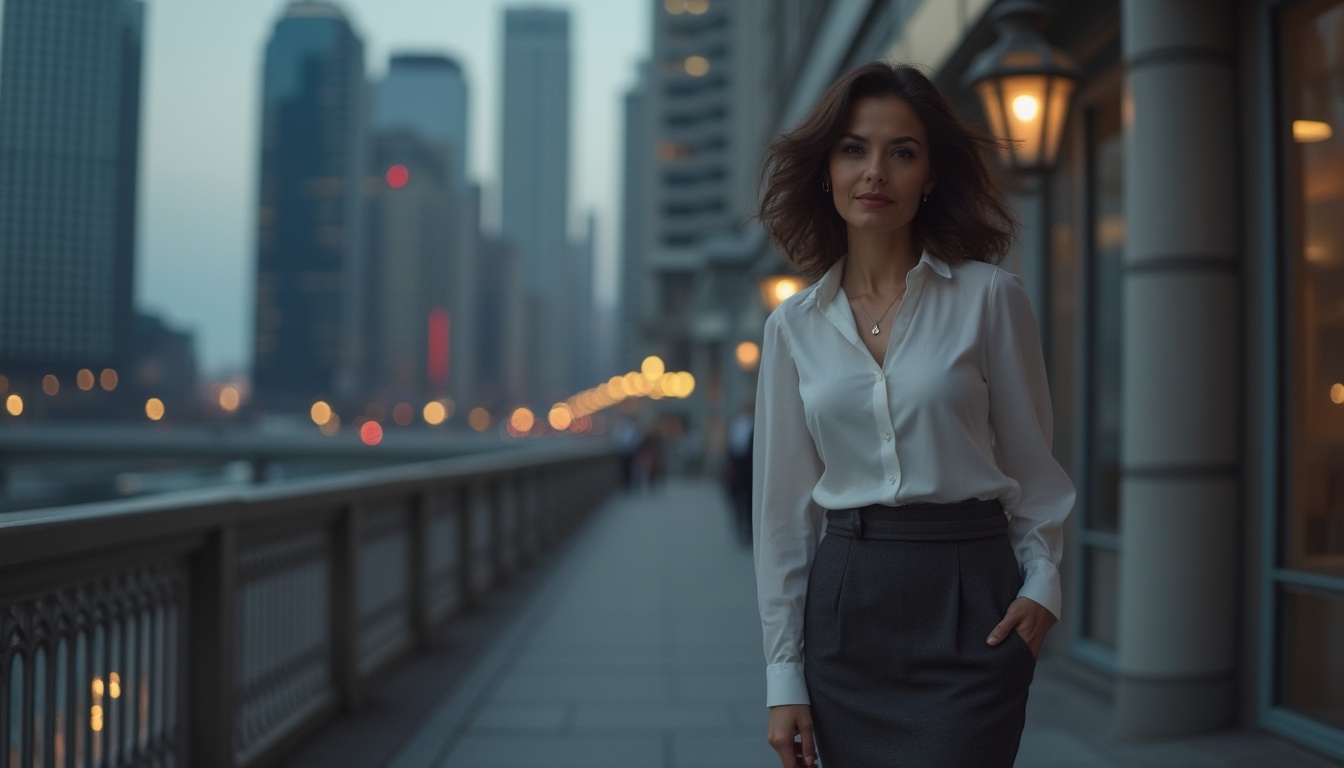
left=803, top=500, right=1036, bottom=768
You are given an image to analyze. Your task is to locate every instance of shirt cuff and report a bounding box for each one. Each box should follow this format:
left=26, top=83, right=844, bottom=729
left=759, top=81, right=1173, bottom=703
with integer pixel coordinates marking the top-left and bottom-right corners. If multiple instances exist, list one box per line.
left=765, top=662, right=810, bottom=707
left=1017, top=557, right=1062, bottom=621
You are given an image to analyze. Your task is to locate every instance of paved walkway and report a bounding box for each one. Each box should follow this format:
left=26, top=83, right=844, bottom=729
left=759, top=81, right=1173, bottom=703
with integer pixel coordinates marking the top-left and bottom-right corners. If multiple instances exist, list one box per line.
left=286, top=478, right=1341, bottom=768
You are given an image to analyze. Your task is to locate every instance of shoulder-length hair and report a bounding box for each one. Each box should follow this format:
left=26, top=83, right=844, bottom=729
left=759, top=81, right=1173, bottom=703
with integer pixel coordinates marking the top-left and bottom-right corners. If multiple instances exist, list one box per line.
left=758, top=61, right=1017, bottom=279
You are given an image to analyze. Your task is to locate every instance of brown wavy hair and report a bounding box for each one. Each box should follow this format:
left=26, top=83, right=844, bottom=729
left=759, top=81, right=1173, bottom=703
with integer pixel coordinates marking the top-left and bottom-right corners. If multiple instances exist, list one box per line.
left=758, top=62, right=1017, bottom=279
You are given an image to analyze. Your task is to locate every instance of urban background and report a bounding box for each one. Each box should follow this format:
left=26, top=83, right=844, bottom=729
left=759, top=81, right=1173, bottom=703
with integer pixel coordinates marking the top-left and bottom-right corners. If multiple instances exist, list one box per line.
left=1, top=0, right=1343, bottom=766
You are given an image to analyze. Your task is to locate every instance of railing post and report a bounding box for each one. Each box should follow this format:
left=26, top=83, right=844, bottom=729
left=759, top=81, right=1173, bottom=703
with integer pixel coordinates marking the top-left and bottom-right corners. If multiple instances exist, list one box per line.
left=331, top=502, right=362, bottom=711
left=409, top=490, right=431, bottom=643
left=188, top=523, right=238, bottom=768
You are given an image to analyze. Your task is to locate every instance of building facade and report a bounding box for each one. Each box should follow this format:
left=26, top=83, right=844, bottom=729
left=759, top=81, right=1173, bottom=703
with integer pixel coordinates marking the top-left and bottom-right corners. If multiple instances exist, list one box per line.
left=694, top=0, right=1344, bottom=758
left=375, top=54, right=470, bottom=189
left=252, top=1, right=367, bottom=412
left=500, top=7, right=572, bottom=407
left=0, top=0, right=145, bottom=381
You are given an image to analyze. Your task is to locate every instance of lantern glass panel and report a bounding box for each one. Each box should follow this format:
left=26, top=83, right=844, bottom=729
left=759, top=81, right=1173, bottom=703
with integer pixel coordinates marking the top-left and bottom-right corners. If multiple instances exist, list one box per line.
left=998, top=74, right=1049, bottom=167
left=1043, top=76, right=1076, bottom=167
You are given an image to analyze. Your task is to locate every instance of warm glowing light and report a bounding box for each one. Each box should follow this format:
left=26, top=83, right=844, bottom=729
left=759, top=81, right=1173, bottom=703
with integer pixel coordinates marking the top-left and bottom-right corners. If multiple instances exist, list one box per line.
left=423, top=401, right=447, bottom=426
left=6, top=394, right=23, bottom=416
left=736, top=341, right=761, bottom=371
left=760, top=275, right=806, bottom=311
left=570, top=414, right=592, bottom=434
left=678, top=372, right=696, bottom=397
left=392, top=402, right=414, bottom=426
left=145, top=398, right=165, bottom=421
left=100, top=368, right=118, bottom=391
left=76, top=369, right=95, bottom=390
left=468, top=407, right=492, bottom=432
left=549, top=403, right=574, bottom=431
left=687, top=0, right=710, bottom=12
left=310, top=400, right=333, bottom=426
left=1332, top=383, right=1344, bottom=405
left=684, top=55, right=710, bottom=77
left=1011, top=94, right=1039, bottom=121
left=42, top=374, right=59, bottom=396
left=108, top=673, right=121, bottom=699
left=219, top=386, right=241, bottom=412
left=1294, top=120, right=1333, bottom=143
left=360, top=421, right=384, bottom=445
left=386, top=164, right=409, bottom=188
left=608, top=376, right=629, bottom=398
left=642, top=356, right=666, bottom=380
left=320, top=414, right=341, bottom=436
left=90, top=705, right=103, bottom=732
left=509, top=407, right=536, bottom=434
left=91, top=678, right=104, bottom=697
left=664, top=0, right=686, bottom=13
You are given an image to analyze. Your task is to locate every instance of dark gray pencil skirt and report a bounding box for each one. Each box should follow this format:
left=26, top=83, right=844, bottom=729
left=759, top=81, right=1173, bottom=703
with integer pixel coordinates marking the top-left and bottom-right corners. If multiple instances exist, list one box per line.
left=803, top=499, right=1036, bottom=768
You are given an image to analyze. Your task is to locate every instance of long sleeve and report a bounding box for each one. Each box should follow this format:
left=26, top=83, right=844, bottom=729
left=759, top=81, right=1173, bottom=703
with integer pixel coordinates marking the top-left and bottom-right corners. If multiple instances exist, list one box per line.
left=753, top=308, right=827, bottom=707
left=984, top=270, right=1076, bottom=620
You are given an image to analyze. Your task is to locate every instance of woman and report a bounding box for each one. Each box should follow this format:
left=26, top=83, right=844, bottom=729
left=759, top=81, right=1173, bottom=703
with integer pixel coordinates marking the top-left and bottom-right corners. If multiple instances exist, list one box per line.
left=752, top=62, right=1074, bottom=768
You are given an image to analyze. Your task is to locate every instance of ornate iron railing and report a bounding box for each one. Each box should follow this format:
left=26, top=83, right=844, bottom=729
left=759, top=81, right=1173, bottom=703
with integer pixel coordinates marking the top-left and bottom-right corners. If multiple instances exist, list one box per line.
left=0, top=440, right=618, bottom=768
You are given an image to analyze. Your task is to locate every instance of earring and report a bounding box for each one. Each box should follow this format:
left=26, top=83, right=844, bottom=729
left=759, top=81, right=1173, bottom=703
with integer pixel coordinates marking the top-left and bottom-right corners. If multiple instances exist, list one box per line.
left=922, top=193, right=929, bottom=203
left=822, top=181, right=831, bottom=193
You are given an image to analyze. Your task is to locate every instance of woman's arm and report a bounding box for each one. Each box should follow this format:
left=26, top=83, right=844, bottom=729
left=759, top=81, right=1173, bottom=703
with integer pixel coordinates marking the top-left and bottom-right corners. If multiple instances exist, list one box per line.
left=983, top=271, right=1077, bottom=633
left=753, top=310, right=827, bottom=704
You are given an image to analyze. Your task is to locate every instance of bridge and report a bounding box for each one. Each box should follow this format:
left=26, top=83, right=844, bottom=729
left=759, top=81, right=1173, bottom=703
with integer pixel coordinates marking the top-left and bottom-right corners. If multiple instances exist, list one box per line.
left=0, top=444, right=1336, bottom=767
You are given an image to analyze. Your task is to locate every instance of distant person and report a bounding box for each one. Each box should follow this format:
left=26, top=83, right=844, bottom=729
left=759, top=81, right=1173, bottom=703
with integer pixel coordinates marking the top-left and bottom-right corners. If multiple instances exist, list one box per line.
left=725, top=403, right=754, bottom=544
left=752, top=62, right=1075, bottom=768
left=613, top=417, right=642, bottom=491
left=635, top=431, right=664, bottom=492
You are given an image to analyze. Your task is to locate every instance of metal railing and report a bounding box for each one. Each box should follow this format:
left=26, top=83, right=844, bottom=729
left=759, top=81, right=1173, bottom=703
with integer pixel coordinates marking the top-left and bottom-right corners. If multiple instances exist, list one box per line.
left=0, top=440, right=619, bottom=768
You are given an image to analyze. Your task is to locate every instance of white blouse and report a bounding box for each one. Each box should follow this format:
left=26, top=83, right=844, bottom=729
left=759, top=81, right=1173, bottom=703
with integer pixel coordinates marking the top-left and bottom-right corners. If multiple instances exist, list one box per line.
left=752, top=251, right=1075, bottom=708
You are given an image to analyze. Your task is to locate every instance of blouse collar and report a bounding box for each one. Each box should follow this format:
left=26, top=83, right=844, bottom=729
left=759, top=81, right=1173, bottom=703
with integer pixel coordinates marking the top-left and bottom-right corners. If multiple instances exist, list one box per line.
left=814, top=250, right=952, bottom=311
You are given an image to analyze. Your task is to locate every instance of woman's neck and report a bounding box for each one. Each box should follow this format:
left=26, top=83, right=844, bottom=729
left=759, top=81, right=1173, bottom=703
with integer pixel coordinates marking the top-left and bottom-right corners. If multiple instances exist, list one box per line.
left=842, top=229, right=919, bottom=297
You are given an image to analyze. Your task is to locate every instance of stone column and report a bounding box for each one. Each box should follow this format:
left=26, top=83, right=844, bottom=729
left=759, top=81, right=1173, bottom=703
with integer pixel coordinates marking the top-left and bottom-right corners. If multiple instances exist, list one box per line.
left=1113, top=0, right=1241, bottom=738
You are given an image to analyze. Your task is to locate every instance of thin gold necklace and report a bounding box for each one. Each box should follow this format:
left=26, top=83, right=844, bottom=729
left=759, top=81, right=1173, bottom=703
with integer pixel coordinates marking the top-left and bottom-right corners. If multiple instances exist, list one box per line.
left=855, top=289, right=905, bottom=336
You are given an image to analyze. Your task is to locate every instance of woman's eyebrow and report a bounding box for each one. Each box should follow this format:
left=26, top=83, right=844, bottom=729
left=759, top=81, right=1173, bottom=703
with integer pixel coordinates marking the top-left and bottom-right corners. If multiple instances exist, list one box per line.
left=841, top=132, right=924, bottom=147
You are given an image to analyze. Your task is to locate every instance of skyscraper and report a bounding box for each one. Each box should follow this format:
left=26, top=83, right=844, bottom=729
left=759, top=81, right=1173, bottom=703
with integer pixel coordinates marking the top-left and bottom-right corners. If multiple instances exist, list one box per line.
left=375, top=54, right=470, bottom=189
left=0, top=0, right=145, bottom=378
left=253, top=1, right=367, bottom=411
left=500, top=7, right=571, bottom=405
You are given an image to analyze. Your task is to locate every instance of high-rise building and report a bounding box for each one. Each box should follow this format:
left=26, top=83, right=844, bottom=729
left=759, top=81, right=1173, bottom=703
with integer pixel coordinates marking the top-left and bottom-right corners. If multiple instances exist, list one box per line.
left=500, top=7, right=571, bottom=406
left=567, top=212, right=597, bottom=394
left=374, top=54, right=470, bottom=188
left=620, top=63, right=651, bottom=372
left=0, top=0, right=145, bottom=379
left=252, top=1, right=367, bottom=411
left=368, top=52, right=479, bottom=409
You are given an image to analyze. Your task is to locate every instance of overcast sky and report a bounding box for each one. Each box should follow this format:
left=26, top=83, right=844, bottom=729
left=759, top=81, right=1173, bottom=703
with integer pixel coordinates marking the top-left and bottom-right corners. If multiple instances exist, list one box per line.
left=135, top=0, right=650, bottom=376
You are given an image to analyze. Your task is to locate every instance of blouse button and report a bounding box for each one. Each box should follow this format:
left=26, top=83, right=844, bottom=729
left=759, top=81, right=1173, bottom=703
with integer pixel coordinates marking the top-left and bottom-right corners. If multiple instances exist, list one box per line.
left=884, top=433, right=891, bottom=442
left=888, top=476, right=896, bottom=485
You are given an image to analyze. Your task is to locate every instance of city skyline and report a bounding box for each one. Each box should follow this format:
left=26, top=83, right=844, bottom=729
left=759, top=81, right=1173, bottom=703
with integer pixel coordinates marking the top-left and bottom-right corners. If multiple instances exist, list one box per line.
left=136, top=0, right=649, bottom=376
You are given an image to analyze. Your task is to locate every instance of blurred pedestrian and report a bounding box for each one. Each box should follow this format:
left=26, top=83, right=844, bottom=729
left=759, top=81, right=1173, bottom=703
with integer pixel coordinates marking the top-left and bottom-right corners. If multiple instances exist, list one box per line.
left=725, top=403, right=754, bottom=544
left=613, top=417, right=643, bottom=491
left=753, top=62, right=1074, bottom=768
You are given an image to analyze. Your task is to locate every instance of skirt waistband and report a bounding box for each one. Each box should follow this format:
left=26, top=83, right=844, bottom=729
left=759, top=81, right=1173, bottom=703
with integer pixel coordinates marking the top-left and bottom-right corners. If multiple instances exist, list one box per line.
left=824, top=498, right=1006, bottom=541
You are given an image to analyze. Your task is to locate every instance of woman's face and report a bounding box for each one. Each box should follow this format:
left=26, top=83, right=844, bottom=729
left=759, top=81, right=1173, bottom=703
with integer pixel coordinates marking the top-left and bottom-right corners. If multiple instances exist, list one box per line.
left=827, top=95, right=934, bottom=239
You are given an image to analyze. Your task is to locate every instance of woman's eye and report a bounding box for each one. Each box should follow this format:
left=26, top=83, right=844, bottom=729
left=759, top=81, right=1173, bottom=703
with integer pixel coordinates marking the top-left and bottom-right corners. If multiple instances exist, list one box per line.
left=893, top=149, right=915, bottom=159
left=842, top=144, right=863, bottom=155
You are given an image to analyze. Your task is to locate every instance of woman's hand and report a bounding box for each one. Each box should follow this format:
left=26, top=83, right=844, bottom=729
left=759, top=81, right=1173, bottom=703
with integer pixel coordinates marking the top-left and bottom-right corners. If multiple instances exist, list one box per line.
left=987, top=596, right=1055, bottom=658
left=766, top=704, right=817, bottom=767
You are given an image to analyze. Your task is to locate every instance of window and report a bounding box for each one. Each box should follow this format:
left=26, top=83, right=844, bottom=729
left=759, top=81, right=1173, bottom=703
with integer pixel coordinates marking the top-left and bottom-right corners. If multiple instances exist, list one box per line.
left=1278, top=0, right=1344, bottom=742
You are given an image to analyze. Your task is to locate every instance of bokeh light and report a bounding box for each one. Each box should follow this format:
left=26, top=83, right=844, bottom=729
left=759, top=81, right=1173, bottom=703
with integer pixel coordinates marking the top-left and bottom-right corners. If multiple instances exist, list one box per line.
left=218, top=386, right=241, bottom=412
left=310, top=400, right=333, bottom=426
left=736, top=341, right=760, bottom=371
left=99, top=368, right=118, bottom=391
left=76, top=369, right=95, bottom=391
left=42, top=374, right=59, bottom=396
left=1332, top=383, right=1344, bottom=405
left=468, top=407, right=491, bottom=432
left=641, top=355, right=665, bottom=380
left=145, top=398, right=165, bottom=421
left=423, top=400, right=447, bottom=426
left=509, top=407, right=536, bottom=435
left=548, top=403, right=573, bottom=431
left=5, top=394, right=22, bottom=416
left=392, top=402, right=414, bottom=426
left=320, top=413, right=341, bottom=436
left=386, top=164, right=409, bottom=188
left=360, top=421, right=383, bottom=445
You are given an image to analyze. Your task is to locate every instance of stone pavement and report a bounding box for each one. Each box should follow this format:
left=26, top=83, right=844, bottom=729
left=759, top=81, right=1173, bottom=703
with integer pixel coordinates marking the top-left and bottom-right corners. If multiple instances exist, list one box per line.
left=285, top=478, right=1341, bottom=768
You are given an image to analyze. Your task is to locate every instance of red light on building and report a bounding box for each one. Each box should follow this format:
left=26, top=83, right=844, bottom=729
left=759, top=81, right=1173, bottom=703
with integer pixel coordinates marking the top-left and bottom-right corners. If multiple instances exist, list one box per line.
left=360, top=421, right=384, bottom=446
left=428, top=308, right=450, bottom=386
left=386, top=165, right=409, bottom=188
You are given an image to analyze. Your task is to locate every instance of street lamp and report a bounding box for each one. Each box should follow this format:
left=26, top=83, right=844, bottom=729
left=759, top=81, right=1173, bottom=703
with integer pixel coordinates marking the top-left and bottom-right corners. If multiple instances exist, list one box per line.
left=964, top=1, right=1079, bottom=172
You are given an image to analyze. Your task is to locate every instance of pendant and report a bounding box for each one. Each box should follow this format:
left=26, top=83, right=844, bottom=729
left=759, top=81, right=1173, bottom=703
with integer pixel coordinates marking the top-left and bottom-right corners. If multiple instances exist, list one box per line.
left=871, top=325, right=880, bottom=335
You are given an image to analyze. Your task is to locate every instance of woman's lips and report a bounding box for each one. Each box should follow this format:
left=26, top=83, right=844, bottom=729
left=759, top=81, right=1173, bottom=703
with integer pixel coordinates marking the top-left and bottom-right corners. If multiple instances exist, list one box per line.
left=856, top=194, right=893, bottom=208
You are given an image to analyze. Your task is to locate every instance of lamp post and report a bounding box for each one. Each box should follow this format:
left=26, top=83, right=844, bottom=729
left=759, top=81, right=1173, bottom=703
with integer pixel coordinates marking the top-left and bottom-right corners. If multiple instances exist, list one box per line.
left=964, top=1, right=1079, bottom=173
